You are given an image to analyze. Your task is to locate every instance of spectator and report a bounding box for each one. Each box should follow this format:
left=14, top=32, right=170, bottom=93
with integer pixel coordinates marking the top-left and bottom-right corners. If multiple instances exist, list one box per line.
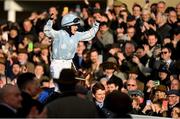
left=87, top=49, right=102, bottom=80
left=126, top=78, right=138, bottom=91
left=18, top=34, right=34, bottom=52
left=127, top=16, right=142, bottom=43
left=106, top=77, right=123, bottom=93
left=8, top=27, right=21, bottom=49
left=10, top=62, right=22, bottom=84
left=160, top=46, right=175, bottom=74
left=113, top=0, right=125, bottom=18
left=91, top=82, right=106, bottom=117
left=155, top=12, right=172, bottom=43
left=104, top=90, right=132, bottom=118
left=157, top=1, right=166, bottom=13
left=73, top=41, right=86, bottom=70
left=131, top=97, right=142, bottom=114
left=17, top=48, right=35, bottom=73
left=166, top=90, right=180, bottom=117
left=107, top=56, right=127, bottom=81
left=46, top=69, right=99, bottom=118
left=141, top=9, right=155, bottom=26
left=153, top=85, right=167, bottom=102
left=132, top=45, right=151, bottom=76
left=157, top=67, right=171, bottom=86
left=101, top=61, right=118, bottom=79
left=144, top=79, right=156, bottom=101
left=48, top=6, right=61, bottom=30
left=33, top=45, right=50, bottom=76
left=127, top=78, right=144, bottom=91
left=21, top=19, right=38, bottom=41
left=167, top=9, right=178, bottom=30
left=124, top=41, right=136, bottom=60
left=171, top=107, right=180, bottom=118
left=39, top=46, right=50, bottom=75
left=99, top=77, right=108, bottom=91
left=126, top=26, right=135, bottom=40
left=173, top=28, right=180, bottom=60
left=34, top=64, right=47, bottom=81
left=0, top=57, right=11, bottom=87
left=145, top=31, right=159, bottom=57
left=129, top=90, right=145, bottom=114
left=81, top=49, right=91, bottom=69
left=142, top=100, right=163, bottom=116
left=28, top=11, right=39, bottom=26
left=132, top=3, right=142, bottom=20
left=170, top=79, right=180, bottom=90
left=0, top=84, right=22, bottom=118
left=119, top=9, right=129, bottom=23
left=176, top=2, right=180, bottom=19
left=95, top=21, right=114, bottom=53
left=16, top=72, right=44, bottom=117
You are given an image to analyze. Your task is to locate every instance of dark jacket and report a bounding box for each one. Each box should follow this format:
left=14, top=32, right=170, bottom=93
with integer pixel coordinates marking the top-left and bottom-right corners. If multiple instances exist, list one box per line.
left=143, top=110, right=163, bottom=117
left=167, top=102, right=180, bottom=117
left=47, top=92, right=99, bottom=118
left=0, top=104, right=17, bottom=118
left=73, top=53, right=84, bottom=70
left=156, top=23, right=172, bottom=43
left=17, top=91, right=44, bottom=117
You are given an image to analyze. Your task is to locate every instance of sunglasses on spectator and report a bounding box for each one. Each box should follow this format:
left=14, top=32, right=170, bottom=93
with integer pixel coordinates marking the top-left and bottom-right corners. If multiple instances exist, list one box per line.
left=161, top=51, right=168, bottom=54
left=131, top=94, right=138, bottom=97
left=127, top=84, right=135, bottom=87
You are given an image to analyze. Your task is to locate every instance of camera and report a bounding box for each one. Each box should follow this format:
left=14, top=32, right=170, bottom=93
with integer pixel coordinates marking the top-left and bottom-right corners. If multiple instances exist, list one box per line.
left=132, top=52, right=137, bottom=57
left=119, top=15, right=124, bottom=20
left=154, top=80, right=160, bottom=86
left=139, top=20, right=144, bottom=28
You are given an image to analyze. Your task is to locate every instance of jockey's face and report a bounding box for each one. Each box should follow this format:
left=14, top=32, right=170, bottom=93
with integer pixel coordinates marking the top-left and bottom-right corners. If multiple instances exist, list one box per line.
left=71, top=25, right=78, bottom=35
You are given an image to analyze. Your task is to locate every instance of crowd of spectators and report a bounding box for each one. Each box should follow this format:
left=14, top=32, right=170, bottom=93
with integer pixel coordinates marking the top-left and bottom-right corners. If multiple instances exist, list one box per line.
left=0, top=0, right=180, bottom=118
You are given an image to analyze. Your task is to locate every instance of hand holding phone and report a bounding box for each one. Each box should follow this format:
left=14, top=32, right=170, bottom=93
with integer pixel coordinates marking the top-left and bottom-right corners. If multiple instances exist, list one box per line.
left=162, top=100, right=168, bottom=111
left=154, top=80, right=160, bottom=87
left=146, top=100, right=151, bottom=105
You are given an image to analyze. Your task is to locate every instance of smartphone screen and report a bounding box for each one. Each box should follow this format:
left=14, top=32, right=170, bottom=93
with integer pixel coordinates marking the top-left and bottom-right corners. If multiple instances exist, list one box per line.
left=154, top=80, right=160, bottom=86
left=28, top=42, right=33, bottom=52
left=146, top=100, right=151, bottom=105
left=162, top=100, right=168, bottom=109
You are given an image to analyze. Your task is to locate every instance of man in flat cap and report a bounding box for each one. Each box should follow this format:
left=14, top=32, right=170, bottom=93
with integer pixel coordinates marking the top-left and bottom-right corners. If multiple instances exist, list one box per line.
left=166, top=90, right=180, bottom=117
left=17, top=48, right=35, bottom=73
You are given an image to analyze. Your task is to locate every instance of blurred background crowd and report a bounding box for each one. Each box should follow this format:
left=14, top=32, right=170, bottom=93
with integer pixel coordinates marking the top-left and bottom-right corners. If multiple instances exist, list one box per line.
left=0, top=0, right=180, bottom=118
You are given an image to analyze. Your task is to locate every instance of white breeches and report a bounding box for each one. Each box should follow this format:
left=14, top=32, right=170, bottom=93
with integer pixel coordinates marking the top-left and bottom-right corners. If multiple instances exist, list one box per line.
left=50, top=59, right=73, bottom=79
